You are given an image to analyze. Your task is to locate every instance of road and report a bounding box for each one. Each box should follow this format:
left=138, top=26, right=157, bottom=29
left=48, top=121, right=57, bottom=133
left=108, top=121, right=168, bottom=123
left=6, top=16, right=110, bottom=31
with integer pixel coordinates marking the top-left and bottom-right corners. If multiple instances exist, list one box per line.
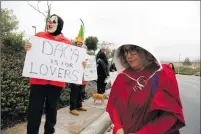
left=177, top=75, right=200, bottom=134
left=104, top=75, right=200, bottom=134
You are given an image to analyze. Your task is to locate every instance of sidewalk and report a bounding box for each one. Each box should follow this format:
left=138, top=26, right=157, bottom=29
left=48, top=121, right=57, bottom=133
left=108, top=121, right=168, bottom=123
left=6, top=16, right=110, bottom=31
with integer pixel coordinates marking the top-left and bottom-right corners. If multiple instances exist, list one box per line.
left=103, top=124, right=113, bottom=134
left=2, top=90, right=112, bottom=134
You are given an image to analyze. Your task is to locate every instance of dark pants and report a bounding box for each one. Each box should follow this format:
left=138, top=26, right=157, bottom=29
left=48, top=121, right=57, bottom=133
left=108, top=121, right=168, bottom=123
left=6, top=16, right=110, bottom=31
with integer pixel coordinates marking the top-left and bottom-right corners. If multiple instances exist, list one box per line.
left=27, top=85, right=62, bottom=134
left=70, top=84, right=83, bottom=110
left=97, top=76, right=106, bottom=94
left=81, top=85, right=86, bottom=100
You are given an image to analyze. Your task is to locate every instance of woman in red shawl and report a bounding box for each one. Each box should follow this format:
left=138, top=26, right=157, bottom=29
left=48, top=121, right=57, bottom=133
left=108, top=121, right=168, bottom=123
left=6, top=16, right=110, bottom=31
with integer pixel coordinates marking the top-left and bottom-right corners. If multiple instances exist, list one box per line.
left=106, top=40, right=185, bottom=134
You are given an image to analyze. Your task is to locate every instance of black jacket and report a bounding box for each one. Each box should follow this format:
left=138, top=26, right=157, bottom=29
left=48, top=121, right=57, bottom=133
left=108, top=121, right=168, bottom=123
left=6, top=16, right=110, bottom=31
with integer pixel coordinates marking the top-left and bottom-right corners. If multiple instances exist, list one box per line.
left=96, top=51, right=109, bottom=78
left=97, top=58, right=109, bottom=78
left=109, top=63, right=117, bottom=72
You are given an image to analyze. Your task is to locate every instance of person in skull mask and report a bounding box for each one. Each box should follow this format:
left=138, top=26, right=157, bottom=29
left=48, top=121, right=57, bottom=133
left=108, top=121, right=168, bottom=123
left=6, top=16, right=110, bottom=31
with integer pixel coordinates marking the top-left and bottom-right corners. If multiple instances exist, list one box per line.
left=24, top=14, right=73, bottom=134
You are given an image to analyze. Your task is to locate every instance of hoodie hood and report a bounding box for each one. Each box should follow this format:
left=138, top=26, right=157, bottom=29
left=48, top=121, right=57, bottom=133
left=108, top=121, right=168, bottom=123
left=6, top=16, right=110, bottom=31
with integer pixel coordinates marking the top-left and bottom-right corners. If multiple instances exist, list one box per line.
left=113, top=36, right=162, bottom=78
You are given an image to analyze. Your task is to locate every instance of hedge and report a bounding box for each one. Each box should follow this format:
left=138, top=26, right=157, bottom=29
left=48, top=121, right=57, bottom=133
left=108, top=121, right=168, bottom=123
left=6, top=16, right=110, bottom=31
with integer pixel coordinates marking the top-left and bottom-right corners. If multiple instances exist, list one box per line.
left=1, top=53, right=72, bottom=129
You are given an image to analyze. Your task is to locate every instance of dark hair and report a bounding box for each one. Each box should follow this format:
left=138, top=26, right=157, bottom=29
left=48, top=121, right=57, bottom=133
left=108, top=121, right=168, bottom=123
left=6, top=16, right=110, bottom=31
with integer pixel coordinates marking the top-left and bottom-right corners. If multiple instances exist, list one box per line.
left=117, top=45, right=157, bottom=69
left=169, top=63, right=175, bottom=72
left=96, top=51, right=109, bottom=65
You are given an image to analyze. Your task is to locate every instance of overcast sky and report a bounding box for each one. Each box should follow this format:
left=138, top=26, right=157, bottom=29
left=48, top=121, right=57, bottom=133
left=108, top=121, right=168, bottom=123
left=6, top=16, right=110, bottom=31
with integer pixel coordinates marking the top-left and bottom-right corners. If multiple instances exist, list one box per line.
left=2, top=1, right=200, bottom=61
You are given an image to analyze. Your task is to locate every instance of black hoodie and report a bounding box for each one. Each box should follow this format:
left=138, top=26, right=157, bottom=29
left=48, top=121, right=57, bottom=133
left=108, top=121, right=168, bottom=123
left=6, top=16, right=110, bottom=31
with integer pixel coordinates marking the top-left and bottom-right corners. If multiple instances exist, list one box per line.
left=48, top=14, right=64, bottom=36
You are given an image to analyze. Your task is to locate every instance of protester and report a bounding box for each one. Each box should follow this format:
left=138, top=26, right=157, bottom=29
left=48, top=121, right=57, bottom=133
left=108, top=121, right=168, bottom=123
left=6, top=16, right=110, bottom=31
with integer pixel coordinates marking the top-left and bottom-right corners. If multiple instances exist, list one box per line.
left=24, top=14, right=72, bottom=134
left=109, top=62, right=117, bottom=72
left=96, top=50, right=109, bottom=94
left=69, top=19, right=88, bottom=116
left=109, top=50, right=117, bottom=72
left=106, top=39, right=185, bottom=134
left=96, top=46, right=106, bottom=61
left=169, top=62, right=176, bottom=73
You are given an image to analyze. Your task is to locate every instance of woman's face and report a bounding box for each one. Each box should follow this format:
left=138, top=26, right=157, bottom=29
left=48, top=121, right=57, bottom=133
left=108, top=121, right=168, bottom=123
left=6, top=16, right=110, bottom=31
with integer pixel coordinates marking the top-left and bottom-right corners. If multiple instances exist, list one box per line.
left=123, top=45, right=146, bottom=70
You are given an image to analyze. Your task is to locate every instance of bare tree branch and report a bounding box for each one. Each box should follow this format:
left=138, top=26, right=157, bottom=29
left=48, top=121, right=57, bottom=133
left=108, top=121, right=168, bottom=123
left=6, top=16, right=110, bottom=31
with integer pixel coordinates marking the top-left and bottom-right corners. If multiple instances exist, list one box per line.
left=27, top=1, right=47, bottom=18
left=47, top=1, right=49, bottom=7
left=45, top=1, right=52, bottom=31
left=47, top=1, right=52, bottom=11
left=36, top=1, right=47, bottom=17
left=50, top=1, right=52, bottom=6
left=27, top=1, right=52, bottom=31
left=37, top=2, right=40, bottom=11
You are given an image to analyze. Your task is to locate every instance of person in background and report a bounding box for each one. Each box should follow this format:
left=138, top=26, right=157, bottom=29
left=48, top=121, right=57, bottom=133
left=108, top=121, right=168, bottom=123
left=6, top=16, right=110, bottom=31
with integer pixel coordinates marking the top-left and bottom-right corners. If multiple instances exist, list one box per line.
left=24, top=14, right=72, bottom=134
left=109, top=62, right=117, bottom=72
left=96, top=46, right=108, bottom=62
left=169, top=63, right=176, bottom=73
left=96, top=51, right=109, bottom=95
left=69, top=19, right=88, bottom=116
left=109, top=49, right=117, bottom=72
left=96, top=46, right=105, bottom=60
left=81, top=44, right=88, bottom=101
left=106, top=39, right=185, bottom=134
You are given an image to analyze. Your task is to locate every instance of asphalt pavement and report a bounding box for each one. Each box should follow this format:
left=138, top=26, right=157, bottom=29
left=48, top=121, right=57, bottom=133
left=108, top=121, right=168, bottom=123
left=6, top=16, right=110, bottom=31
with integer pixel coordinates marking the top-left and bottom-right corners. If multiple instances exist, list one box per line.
left=177, top=75, right=200, bottom=134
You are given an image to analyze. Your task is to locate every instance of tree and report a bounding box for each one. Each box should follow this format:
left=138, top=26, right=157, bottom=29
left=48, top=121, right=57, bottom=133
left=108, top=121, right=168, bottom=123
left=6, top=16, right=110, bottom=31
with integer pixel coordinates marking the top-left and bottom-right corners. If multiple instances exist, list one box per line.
left=85, top=36, right=98, bottom=53
left=183, top=57, right=192, bottom=66
left=99, top=41, right=114, bottom=58
left=27, top=1, right=52, bottom=31
left=1, top=8, right=19, bottom=37
left=1, top=8, right=23, bottom=52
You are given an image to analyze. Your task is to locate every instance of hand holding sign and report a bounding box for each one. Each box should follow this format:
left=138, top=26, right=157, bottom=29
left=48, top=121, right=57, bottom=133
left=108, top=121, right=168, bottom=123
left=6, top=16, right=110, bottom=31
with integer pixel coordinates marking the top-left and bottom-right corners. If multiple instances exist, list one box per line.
left=82, top=59, right=88, bottom=68
left=24, top=41, right=32, bottom=52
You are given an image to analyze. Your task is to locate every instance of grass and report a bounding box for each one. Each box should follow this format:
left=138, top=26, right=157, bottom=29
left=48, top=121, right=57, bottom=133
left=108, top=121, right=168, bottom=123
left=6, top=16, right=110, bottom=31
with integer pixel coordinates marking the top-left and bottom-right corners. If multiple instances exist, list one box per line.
left=175, top=67, right=200, bottom=76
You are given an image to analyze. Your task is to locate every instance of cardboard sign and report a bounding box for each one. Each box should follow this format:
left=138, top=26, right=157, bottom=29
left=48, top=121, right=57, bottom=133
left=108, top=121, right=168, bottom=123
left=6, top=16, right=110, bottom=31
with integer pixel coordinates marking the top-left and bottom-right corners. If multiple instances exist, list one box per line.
left=22, top=36, right=86, bottom=84
left=84, top=55, right=98, bottom=81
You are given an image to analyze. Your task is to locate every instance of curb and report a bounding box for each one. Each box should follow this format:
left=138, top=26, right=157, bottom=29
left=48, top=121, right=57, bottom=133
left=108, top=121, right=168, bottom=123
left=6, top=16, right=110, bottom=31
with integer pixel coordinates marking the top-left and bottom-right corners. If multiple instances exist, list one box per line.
left=80, top=112, right=112, bottom=134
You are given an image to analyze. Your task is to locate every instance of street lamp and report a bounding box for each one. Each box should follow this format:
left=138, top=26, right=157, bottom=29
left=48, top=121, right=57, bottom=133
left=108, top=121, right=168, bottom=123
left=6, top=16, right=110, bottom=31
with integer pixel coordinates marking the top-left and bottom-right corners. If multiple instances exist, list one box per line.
left=32, top=26, right=36, bottom=34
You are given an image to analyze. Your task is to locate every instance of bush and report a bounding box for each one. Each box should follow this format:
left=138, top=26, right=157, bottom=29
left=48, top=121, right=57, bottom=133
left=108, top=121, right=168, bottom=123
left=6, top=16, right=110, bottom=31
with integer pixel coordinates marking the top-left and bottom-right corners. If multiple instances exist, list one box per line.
left=1, top=53, right=72, bottom=129
left=1, top=54, right=72, bottom=129
left=1, top=41, right=30, bottom=129
left=58, top=87, right=71, bottom=109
